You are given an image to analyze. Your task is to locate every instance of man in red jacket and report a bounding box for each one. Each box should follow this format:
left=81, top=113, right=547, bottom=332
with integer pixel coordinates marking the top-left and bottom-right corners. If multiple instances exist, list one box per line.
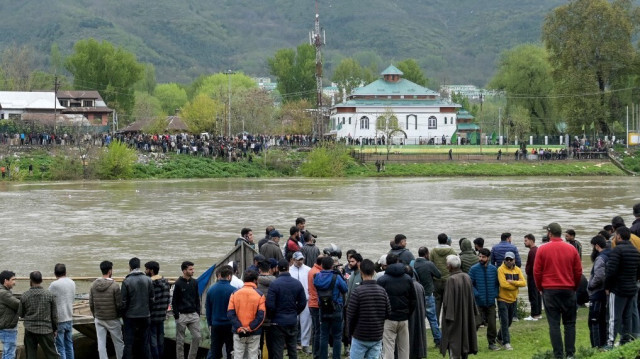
left=534, top=223, right=582, bottom=359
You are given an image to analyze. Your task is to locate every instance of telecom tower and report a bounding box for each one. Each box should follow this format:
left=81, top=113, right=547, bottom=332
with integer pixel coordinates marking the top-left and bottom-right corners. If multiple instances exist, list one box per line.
left=310, top=2, right=325, bottom=139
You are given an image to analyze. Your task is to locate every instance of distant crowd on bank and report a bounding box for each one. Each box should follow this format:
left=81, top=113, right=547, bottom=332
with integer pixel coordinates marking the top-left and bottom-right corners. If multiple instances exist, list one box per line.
left=1, top=208, right=640, bottom=359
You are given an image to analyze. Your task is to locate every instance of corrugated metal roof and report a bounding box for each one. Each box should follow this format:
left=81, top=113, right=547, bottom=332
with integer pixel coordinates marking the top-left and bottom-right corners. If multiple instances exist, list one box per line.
left=457, top=123, right=480, bottom=130
left=334, top=99, right=460, bottom=108
left=381, top=65, right=404, bottom=76
left=351, top=78, right=439, bottom=97
left=0, top=91, right=65, bottom=110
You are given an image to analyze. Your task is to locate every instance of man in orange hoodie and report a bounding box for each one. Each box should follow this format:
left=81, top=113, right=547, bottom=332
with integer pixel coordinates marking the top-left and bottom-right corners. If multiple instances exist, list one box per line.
left=227, top=270, right=266, bottom=359
left=308, top=254, right=324, bottom=358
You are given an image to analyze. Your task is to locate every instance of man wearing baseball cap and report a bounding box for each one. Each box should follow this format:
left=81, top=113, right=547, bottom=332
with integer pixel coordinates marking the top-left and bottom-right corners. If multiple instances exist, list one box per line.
left=534, top=223, right=582, bottom=359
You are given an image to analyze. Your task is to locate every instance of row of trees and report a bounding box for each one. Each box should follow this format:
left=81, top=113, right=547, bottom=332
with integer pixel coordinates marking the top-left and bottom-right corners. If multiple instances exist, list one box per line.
left=489, top=0, right=640, bottom=138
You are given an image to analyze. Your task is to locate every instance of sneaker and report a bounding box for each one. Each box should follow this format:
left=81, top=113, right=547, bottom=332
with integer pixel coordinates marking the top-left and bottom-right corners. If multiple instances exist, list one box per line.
left=524, top=316, right=538, bottom=321
left=512, top=317, right=519, bottom=322
left=488, top=344, right=501, bottom=351
left=302, top=346, right=312, bottom=354
left=504, top=343, right=513, bottom=350
left=533, top=315, right=543, bottom=320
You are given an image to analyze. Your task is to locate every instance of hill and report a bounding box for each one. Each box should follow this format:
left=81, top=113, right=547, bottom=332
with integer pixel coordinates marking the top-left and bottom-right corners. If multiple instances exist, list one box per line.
left=0, top=0, right=565, bottom=86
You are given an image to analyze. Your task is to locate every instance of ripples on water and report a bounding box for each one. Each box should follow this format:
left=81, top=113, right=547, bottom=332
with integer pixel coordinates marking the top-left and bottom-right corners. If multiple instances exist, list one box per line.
left=1, top=177, right=638, bottom=278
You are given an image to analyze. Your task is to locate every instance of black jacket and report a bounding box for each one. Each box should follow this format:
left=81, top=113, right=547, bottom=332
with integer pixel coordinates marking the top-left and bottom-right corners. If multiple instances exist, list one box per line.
left=376, top=263, right=416, bottom=321
left=413, top=258, right=441, bottom=296
left=172, top=276, right=201, bottom=317
left=346, top=280, right=390, bottom=341
left=605, top=240, right=640, bottom=297
left=388, top=245, right=415, bottom=265
left=121, top=270, right=154, bottom=319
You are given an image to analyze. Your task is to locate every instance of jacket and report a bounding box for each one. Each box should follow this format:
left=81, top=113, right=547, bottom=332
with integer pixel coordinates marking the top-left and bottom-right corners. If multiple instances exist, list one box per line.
left=376, top=263, right=416, bottom=321
left=259, top=240, right=284, bottom=261
left=301, top=243, right=321, bottom=268
left=388, top=245, right=415, bottom=265
left=314, top=270, right=348, bottom=307
left=205, top=279, right=236, bottom=326
left=345, top=269, right=362, bottom=305
left=0, top=285, right=19, bottom=329
left=533, top=237, right=582, bottom=291
left=227, top=282, right=266, bottom=336
left=525, top=246, right=538, bottom=277
left=430, top=245, right=456, bottom=282
left=20, top=286, right=57, bottom=334
left=172, top=276, right=200, bottom=318
left=459, top=238, right=479, bottom=273
left=588, top=249, right=609, bottom=300
left=605, top=240, right=640, bottom=297
left=468, top=262, right=498, bottom=307
left=257, top=274, right=275, bottom=298
left=150, top=275, right=170, bottom=323
left=121, top=270, right=154, bottom=319
left=497, top=263, right=526, bottom=303
left=307, top=264, right=322, bottom=309
left=631, top=218, right=640, bottom=238
left=89, top=278, right=122, bottom=320
left=413, top=258, right=441, bottom=296
left=346, top=280, right=390, bottom=342
left=266, top=272, right=307, bottom=326
left=490, top=241, right=521, bottom=267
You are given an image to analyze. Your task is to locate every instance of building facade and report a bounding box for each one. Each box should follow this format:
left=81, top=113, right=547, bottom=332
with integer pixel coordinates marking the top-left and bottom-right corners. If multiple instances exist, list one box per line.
left=330, top=65, right=461, bottom=145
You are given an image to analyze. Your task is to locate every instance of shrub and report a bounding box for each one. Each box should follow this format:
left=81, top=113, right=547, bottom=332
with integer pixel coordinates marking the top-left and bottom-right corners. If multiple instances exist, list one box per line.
left=95, top=140, right=138, bottom=179
left=300, top=144, right=354, bottom=177
left=49, top=155, right=84, bottom=180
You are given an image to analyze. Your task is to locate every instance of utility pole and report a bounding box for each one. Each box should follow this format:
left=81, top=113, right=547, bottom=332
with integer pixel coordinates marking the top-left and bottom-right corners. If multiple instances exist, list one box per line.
left=53, top=75, right=60, bottom=144
left=310, top=1, right=325, bottom=142
left=226, top=69, right=234, bottom=138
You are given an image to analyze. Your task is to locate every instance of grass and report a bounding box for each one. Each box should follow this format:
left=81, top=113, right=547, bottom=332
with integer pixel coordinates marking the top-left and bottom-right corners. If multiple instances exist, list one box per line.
left=346, top=161, right=625, bottom=177
left=353, top=145, right=567, bottom=155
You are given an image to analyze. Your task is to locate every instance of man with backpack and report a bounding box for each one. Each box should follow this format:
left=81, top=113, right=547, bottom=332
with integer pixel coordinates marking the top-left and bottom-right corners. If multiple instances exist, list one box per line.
left=388, top=234, right=415, bottom=265
left=314, top=256, right=348, bottom=359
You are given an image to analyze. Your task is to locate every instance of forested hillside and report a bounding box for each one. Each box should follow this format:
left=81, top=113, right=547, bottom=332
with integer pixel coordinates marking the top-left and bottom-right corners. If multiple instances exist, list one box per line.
left=0, top=0, right=565, bottom=85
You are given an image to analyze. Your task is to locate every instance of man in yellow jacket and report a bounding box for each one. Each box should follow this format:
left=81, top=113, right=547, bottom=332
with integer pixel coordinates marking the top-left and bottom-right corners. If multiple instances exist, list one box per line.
left=496, top=251, right=526, bottom=351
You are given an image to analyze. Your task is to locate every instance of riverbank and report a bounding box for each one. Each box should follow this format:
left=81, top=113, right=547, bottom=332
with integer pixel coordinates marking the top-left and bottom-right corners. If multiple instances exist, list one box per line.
left=0, top=145, right=629, bottom=181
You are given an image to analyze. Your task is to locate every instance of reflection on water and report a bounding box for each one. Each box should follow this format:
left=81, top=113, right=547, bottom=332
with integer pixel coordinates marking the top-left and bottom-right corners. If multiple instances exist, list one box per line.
left=1, top=177, right=639, bottom=278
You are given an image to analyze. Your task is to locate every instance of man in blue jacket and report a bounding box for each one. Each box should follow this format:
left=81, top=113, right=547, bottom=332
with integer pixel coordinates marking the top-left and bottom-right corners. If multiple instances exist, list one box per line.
left=205, top=265, right=236, bottom=359
left=266, top=259, right=307, bottom=359
left=469, top=248, right=500, bottom=351
left=491, top=233, right=521, bottom=267
left=314, top=256, right=348, bottom=359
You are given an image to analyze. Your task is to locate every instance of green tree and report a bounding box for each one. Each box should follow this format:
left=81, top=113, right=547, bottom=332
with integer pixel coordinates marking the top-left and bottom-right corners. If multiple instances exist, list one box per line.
left=268, top=44, right=316, bottom=104
left=331, top=58, right=366, bottom=96
left=542, top=0, right=636, bottom=134
left=276, top=99, right=314, bottom=134
left=0, top=45, right=34, bottom=90
left=49, top=43, right=64, bottom=75
left=396, top=59, right=428, bottom=87
left=154, top=83, right=188, bottom=115
left=375, top=108, right=404, bottom=159
left=488, top=44, right=555, bottom=134
left=193, top=72, right=256, bottom=101
left=95, top=141, right=138, bottom=180
left=132, top=91, right=164, bottom=122
left=181, top=94, right=221, bottom=133
left=506, top=105, right=532, bottom=143
left=235, top=88, right=276, bottom=134
left=65, top=38, right=144, bottom=117
left=134, top=63, right=157, bottom=94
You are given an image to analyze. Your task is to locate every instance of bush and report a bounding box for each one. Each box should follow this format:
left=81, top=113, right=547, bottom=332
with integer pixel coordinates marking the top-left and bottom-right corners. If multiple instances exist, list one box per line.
left=300, top=144, right=354, bottom=177
left=95, top=140, right=138, bottom=179
left=49, top=155, right=84, bottom=180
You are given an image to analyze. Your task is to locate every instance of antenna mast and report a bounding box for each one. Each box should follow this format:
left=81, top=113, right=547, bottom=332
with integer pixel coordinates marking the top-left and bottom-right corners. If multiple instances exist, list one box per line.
left=310, top=1, right=325, bottom=140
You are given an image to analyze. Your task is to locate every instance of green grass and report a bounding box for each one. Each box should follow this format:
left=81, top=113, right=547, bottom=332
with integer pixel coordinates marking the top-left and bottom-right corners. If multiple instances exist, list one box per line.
left=353, top=145, right=567, bottom=155
left=346, top=161, right=624, bottom=177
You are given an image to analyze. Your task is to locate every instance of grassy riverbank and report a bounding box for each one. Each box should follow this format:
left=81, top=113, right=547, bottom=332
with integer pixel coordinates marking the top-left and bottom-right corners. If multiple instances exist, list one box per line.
left=0, top=145, right=627, bottom=181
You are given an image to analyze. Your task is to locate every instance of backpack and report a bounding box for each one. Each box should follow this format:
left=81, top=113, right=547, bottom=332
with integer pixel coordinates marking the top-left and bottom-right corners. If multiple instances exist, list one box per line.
left=316, top=274, right=337, bottom=316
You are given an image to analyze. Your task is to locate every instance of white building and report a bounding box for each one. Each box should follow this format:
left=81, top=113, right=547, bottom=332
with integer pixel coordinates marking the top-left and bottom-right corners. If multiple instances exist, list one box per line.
left=330, top=65, right=461, bottom=145
left=0, top=91, right=64, bottom=120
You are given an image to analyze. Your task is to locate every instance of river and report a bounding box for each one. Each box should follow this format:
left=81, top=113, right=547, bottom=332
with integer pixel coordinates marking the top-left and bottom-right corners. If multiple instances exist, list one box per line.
left=1, top=177, right=638, bottom=279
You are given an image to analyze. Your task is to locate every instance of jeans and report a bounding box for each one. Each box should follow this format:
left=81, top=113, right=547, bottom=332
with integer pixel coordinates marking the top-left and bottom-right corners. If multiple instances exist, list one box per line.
left=476, top=304, right=497, bottom=345
left=269, top=324, right=298, bottom=359
left=233, top=334, right=260, bottom=359
left=527, top=275, right=542, bottom=317
left=149, top=321, right=165, bottom=359
left=424, top=294, right=441, bottom=343
left=0, top=327, right=17, bottom=359
left=497, top=301, right=515, bottom=345
left=55, top=321, right=74, bottom=359
left=320, top=310, right=343, bottom=359
left=543, top=289, right=577, bottom=359
left=123, top=317, right=150, bottom=359
left=95, top=318, right=124, bottom=359
left=589, top=297, right=607, bottom=348
left=310, top=307, right=321, bottom=359
left=382, top=320, right=409, bottom=359
left=349, top=338, right=382, bottom=359
left=207, top=324, right=233, bottom=359
left=175, top=313, right=201, bottom=359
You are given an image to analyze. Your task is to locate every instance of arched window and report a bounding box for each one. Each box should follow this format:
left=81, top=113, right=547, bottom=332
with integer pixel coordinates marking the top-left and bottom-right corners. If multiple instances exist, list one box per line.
left=428, top=116, right=437, bottom=129
left=360, top=116, right=370, bottom=129
left=406, top=115, right=417, bottom=130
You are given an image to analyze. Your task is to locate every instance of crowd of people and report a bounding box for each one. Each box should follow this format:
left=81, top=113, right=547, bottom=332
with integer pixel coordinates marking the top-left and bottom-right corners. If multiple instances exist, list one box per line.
left=1, top=208, right=640, bottom=359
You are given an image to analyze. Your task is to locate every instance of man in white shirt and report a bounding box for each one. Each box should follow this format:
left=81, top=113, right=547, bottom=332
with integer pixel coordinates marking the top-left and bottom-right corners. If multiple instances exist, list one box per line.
left=290, top=251, right=312, bottom=354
